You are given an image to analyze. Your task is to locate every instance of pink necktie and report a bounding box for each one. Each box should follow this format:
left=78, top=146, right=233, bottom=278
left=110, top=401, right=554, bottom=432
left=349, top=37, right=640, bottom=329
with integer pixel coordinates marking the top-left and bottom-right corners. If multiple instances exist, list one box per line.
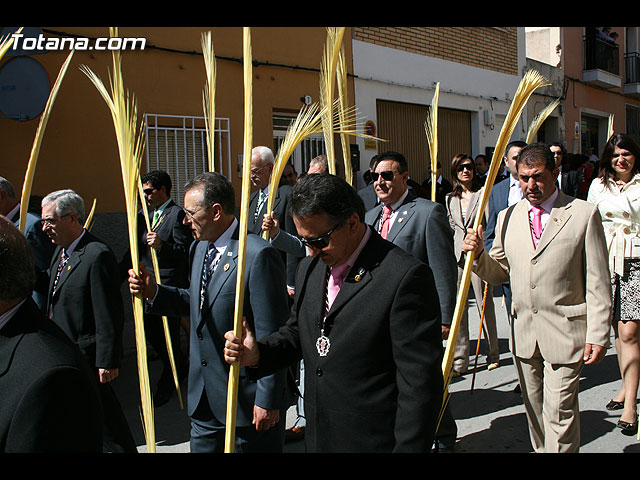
left=380, top=205, right=393, bottom=239
left=327, top=263, right=349, bottom=311
left=530, top=205, right=544, bottom=247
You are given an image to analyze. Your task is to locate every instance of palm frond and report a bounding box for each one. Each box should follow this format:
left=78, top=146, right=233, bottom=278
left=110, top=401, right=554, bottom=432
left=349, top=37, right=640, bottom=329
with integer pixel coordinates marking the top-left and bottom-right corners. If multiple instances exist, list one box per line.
left=0, top=27, right=23, bottom=60
left=19, top=50, right=74, bottom=234
left=319, top=27, right=346, bottom=176
left=424, top=82, right=440, bottom=202
left=526, top=97, right=560, bottom=144
left=81, top=26, right=155, bottom=452
left=201, top=31, right=217, bottom=172
left=225, top=26, right=254, bottom=454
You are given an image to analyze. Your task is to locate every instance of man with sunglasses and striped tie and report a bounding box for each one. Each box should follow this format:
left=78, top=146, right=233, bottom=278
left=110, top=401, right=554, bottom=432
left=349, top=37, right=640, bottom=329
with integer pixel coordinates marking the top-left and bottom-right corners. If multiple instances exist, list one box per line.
left=223, top=173, right=443, bottom=452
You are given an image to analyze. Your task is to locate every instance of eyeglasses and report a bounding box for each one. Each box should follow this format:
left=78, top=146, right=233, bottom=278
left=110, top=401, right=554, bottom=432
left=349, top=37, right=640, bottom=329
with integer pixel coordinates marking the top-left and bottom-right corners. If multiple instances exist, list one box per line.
left=371, top=171, right=398, bottom=182
left=300, top=222, right=342, bottom=250
left=143, top=187, right=156, bottom=195
left=184, top=206, right=207, bottom=220
left=457, top=163, right=475, bottom=172
left=42, top=213, right=71, bottom=227
left=251, top=164, right=269, bottom=175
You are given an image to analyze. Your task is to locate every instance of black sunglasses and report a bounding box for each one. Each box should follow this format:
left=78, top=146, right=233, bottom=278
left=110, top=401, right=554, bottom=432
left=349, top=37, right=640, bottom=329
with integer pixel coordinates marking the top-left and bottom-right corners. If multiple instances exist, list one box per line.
left=143, top=187, right=156, bottom=195
left=457, top=163, right=475, bottom=172
left=371, top=170, right=397, bottom=182
left=300, top=223, right=342, bottom=250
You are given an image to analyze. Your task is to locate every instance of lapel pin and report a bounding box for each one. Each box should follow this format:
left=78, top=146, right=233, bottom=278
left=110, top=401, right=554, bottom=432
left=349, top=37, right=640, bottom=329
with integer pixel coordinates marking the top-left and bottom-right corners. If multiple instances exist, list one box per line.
left=224, top=263, right=230, bottom=271
left=67, top=265, right=71, bottom=270
left=354, top=267, right=365, bottom=282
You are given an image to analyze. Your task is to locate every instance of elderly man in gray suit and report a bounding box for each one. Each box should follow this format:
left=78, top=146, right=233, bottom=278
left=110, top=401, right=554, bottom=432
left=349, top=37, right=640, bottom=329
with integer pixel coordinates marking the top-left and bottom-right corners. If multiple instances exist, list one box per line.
left=364, top=151, right=458, bottom=452
left=462, top=144, right=612, bottom=453
left=129, top=172, right=290, bottom=453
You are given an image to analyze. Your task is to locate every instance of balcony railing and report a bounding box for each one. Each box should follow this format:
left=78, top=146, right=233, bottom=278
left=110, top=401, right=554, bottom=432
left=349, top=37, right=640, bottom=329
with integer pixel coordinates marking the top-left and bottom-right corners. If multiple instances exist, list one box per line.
left=584, top=34, right=619, bottom=76
left=626, top=52, right=640, bottom=84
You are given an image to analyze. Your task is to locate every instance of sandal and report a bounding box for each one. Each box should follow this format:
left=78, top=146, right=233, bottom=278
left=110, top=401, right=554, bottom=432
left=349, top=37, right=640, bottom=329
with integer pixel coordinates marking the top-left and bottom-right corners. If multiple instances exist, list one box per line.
left=606, top=399, right=625, bottom=411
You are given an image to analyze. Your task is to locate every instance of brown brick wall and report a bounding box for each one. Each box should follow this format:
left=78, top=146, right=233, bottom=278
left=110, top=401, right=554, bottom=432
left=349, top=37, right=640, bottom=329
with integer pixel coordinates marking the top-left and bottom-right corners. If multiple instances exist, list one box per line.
left=353, top=27, right=518, bottom=76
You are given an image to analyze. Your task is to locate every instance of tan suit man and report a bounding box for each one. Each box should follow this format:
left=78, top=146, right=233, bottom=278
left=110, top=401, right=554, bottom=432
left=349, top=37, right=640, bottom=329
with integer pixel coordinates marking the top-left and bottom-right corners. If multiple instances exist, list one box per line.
left=463, top=144, right=611, bottom=453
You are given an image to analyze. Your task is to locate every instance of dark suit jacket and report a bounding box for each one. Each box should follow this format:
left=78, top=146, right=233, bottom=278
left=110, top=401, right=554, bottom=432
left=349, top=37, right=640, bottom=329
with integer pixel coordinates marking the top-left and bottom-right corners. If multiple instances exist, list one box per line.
left=120, top=200, right=192, bottom=288
left=483, top=177, right=512, bottom=309
left=364, top=190, right=457, bottom=326
left=0, top=297, right=103, bottom=452
left=559, top=168, right=579, bottom=198
left=251, top=229, right=444, bottom=452
left=421, top=177, right=453, bottom=207
left=46, top=230, right=125, bottom=370
left=357, top=183, right=379, bottom=212
left=8, top=207, right=55, bottom=312
left=246, top=184, right=299, bottom=286
left=148, top=227, right=290, bottom=424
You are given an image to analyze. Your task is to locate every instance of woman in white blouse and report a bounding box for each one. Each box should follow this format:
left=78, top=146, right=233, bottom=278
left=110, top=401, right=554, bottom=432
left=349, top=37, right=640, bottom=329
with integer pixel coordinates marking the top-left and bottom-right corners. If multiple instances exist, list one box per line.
left=587, top=133, right=640, bottom=435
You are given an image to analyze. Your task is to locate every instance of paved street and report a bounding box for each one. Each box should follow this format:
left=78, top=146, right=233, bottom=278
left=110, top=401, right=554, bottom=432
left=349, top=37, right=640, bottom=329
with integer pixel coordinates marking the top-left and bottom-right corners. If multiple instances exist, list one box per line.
left=111, top=286, right=640, bottom=453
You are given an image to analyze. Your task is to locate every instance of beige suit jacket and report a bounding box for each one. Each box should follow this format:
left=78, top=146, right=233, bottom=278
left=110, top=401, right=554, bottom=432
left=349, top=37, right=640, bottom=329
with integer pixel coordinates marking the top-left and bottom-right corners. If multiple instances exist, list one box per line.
left=474, top=191, right=612, bottom=364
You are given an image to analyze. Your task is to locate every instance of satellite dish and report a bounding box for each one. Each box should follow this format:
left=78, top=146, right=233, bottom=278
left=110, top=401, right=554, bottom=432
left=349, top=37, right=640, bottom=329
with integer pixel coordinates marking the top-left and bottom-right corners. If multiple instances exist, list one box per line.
left=0, top=56, right=51, bottom=121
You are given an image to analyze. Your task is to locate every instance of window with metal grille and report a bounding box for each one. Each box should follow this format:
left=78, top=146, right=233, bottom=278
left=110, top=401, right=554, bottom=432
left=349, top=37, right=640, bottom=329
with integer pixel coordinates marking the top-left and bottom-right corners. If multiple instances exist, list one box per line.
left=144, top=113, right=231, bottom=206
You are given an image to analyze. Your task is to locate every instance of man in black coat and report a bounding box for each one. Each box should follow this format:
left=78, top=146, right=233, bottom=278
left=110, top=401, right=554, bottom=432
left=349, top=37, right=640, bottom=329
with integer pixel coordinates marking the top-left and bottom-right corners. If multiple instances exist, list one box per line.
left=0, top=216, right=103, bottom=452
left=224, top=174, right=444, bottom=453
left=247, top=146, right=299, bottom=296
left=41, top=189, right=137, bottom=453
left=550, top=142, right=579, bottom=197
left=121, top=170, right=191, bottom=406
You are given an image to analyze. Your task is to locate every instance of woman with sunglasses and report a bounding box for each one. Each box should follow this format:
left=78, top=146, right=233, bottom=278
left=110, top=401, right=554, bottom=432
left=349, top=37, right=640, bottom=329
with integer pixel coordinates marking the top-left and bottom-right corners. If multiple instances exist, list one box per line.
left=587, top=133, right=640, bottom=434
left=445, top=154, right=500, bottom=376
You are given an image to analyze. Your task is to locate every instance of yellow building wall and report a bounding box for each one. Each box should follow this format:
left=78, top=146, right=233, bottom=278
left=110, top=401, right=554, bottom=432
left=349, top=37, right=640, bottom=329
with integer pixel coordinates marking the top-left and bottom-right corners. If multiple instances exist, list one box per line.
left=1, top=27, right=352, bottom=213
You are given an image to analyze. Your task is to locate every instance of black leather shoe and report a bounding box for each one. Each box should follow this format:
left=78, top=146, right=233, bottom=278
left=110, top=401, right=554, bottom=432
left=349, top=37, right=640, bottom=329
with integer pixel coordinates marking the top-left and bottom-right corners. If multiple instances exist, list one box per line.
left=617, top=419, right=638, bottom=436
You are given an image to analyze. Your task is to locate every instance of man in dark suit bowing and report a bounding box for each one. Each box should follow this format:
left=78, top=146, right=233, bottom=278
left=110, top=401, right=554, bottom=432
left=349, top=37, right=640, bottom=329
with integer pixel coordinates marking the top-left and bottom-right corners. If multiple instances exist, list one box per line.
left=120, top=170, right=191, bottom=406
left=247, top=146, right=299, bottom=297
left=223, top=173, right=444, bottom=453
left=364, top=151, right=458, bottom=452
left=0, top=216, right=103, bottom=453
left=41, top=189, right=136, bottom=453
left=128, top=172, right=290, bottom=453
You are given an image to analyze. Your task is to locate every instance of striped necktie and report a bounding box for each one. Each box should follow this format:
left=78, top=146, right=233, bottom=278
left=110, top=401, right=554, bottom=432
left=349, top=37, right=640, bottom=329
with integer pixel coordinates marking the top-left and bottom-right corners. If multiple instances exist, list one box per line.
left=379, top=205, right=393, bottom=239
left=199, top=243, right=221, bottom=310
left=152, top=209, right=161, bottom=229
left=529, top=205, right=544, bottom=248
left=49, top=250, right=69, bottom=318
left=255, top=190, right=266, bottom=222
